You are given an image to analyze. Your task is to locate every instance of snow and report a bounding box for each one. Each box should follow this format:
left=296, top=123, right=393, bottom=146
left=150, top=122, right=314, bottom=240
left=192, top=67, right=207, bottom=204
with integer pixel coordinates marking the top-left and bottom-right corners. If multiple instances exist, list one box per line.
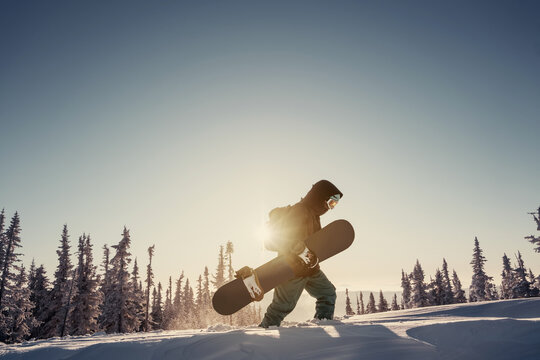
left=1, top=298, right=539, bottom=360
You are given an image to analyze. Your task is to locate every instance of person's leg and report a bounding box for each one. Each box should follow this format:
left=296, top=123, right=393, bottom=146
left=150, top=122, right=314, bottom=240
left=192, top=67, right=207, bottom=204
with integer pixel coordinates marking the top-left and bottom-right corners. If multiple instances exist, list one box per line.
left=304, top=270, right=336, bottom=320
left=259, top=276, right=308, bottom=327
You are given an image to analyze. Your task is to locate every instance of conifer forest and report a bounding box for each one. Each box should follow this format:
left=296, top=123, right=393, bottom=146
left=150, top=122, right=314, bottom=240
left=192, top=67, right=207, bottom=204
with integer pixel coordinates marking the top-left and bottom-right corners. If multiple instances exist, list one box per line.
left=0, top=206, right=539, bottom=344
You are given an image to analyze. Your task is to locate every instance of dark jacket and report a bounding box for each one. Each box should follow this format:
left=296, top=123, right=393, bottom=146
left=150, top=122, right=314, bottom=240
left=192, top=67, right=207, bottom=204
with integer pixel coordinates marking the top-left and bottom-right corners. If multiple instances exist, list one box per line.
left=278, top=180, right=343, bottom=276
left=278, top=202, right=321, bottom=256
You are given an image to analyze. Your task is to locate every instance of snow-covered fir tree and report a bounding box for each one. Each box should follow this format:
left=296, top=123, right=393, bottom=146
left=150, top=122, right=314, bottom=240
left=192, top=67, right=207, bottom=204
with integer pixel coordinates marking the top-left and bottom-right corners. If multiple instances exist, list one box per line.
left=365, top=292, right=377, bottom=314
left=0, top=209, right=6, bottom=283
left=150, top=283, right=163, bottom=329
left=100, top=227, right=140, bottom=333
left=194, top=275, right=205, bottom=327
left=162, top=276, right=174, bottom=330
left=100, top=245, right=111, bottom=297
left=452, top=270, right=467, bottom=303
left=500, top=253, right=514, bottom=299
left=172, top=271, right=184, bottom=328
left=144, top=245, right=155, bottom=332
left=378, top=290, right=389, bottom=312
left=225, top=241, right=234, bottom=282
left=487, top=281, right=499, bottom=300
left=182, top=278, right=195, bottom=328
left=441, top=259, right=454, bottom=305
left=38, top=224, right=73, bottom=338
left=525, top=206, right=540, bottom=253
left=469, top=237, right=495, bottom=302
left=357, top=293, right=364, bottom=315
left=512, top=251, right=532, bottom=298
left=0, top=212, right=23, bottom=312
left=345, top=288, right=354, bottom=315
left=0, top=212, right=23, bottom=343
left=203, top=266, right=211, bottom=307
left=391, top=294, right=400, bottom=310
left=528, top=268, right=539, bottom=296
left=212, top=245, right=226, bottom=290
left=410, top=260, right=429, bottom=308
left=428, top=269, right=445, bottom=306
left=28, top=263, right=49, bottom=338
left=130, top=258, right=145, bottom=331
left=70, top=234, right=101, bottom=335
left=3, top=266, right=38, bottom=343
left=400, top=269, right=412, bottom=309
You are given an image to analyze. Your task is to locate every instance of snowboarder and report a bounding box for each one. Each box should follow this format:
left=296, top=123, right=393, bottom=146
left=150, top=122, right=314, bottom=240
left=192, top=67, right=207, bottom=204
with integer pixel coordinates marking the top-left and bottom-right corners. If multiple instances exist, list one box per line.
left=259, top=180, right=343, bottom=328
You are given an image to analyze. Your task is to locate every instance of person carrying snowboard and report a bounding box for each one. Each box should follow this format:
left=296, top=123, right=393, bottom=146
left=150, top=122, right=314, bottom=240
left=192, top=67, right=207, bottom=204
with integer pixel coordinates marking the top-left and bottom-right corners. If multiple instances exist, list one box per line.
left=259, top=180, right=343, bottom=328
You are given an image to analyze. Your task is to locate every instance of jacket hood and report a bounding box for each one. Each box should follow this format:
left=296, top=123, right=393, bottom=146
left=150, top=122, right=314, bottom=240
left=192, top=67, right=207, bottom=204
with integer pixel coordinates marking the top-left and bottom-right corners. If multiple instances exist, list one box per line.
left=301, top=180, right=343, bottom=216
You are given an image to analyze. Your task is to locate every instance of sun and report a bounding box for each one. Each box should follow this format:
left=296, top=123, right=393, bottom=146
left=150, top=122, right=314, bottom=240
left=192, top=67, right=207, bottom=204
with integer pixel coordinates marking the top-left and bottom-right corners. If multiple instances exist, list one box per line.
left=254, top=220, right=271, bottom=249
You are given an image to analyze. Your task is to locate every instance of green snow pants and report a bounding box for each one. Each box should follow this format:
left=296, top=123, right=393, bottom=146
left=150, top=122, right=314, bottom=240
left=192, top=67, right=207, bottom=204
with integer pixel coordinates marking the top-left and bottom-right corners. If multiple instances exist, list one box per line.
left=259, top=269, right=336, bottom=328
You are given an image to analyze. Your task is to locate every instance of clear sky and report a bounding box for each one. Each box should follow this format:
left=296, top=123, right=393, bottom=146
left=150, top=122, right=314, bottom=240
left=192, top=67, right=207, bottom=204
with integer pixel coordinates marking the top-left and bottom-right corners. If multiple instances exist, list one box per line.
left=1, top=0, right=539, bottom=292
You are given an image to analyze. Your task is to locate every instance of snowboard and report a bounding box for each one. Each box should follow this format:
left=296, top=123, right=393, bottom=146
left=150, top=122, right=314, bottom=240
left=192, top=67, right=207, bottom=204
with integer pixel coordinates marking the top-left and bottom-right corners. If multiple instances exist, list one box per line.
left=212, top=219, right=355, bottom=316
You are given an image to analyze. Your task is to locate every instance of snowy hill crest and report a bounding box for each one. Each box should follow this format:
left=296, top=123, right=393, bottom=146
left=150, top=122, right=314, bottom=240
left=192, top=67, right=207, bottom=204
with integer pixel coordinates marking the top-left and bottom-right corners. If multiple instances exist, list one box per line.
left=1, top=298, right=539, bottom=360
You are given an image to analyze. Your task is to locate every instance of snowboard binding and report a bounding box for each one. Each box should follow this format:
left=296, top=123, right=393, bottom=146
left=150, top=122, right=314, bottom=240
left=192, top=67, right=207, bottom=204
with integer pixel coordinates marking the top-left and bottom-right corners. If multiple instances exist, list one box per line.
left=298, top=247, right=319, bottom=269
left=285, top=247, right=320, bottom=277
left=235, top=266, right=264, bottom=301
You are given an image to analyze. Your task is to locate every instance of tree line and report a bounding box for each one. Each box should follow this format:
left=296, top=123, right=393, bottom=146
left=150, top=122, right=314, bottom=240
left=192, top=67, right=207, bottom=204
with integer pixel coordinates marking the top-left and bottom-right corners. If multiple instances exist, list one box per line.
left=0, top=209, right=260, bottom=344
left=344, top=206, right=540, bottom=315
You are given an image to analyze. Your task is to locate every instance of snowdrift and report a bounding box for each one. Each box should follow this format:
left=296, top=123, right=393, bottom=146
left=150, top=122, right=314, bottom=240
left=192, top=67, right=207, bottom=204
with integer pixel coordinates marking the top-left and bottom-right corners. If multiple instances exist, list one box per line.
left=1, top=298, right=539, bottom=360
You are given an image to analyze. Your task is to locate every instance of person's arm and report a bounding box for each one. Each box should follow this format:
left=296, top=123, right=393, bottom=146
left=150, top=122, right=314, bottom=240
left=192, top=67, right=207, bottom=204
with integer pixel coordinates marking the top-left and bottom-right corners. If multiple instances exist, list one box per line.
left=280, top=206, right=309, bottom=254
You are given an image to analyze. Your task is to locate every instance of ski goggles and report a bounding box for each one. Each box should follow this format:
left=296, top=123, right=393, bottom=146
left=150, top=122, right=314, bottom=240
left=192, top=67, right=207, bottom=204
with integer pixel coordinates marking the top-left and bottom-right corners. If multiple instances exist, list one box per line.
left=326, top=194, right=341, bottom=209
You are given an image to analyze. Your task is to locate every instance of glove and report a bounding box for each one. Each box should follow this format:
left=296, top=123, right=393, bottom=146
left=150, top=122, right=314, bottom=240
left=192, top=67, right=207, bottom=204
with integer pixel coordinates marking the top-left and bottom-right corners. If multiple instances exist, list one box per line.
left=285, top=247, right=319, bottom=277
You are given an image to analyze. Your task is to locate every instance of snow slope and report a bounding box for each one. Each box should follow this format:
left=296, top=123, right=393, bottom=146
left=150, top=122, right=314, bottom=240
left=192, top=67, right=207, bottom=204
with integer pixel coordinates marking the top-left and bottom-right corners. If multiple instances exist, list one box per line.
left=1, top=298, right=539, bottom=360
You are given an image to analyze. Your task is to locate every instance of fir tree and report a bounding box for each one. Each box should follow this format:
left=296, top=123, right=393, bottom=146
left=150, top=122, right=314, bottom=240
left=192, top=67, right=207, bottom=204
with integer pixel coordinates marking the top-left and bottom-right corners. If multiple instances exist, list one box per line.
left=0, top=212, right=21, bottom=342
left=100, top=227, right=140, bottom=333
left=130, top=258, right=145, bottom=331
left=441, top=259, right=454, bottom=304
left=345, top=288, right=354, bottom=315
left=150, top=283, right=163, bottom=329
left=59, top=269, right=76, bottom=338
left=528, top=268, right=540, bottom=297
left=512, top=251, right=531, bottom=298
left=377, top=290, right=389, bottom=312
left=528, top=268, right=536, bottom=286
left=525, top=206, right=540, bottom=252
left=225, top=241, right=234, bottom=282
left=100, top=245, right=110, bottom=292
left=173, top=271, right=184, bottom=327
left=469, top=237, right=494, bottom=302
left=410, top=260, right=429, bottom=308
left=28, top=264, right=49, bottom=338
left=4, top=266, right=37, bottom=343
left=162, top=276, right=174, bottom=330
left=39, top=225, right=73, bottom=338
left=0, top=209, right=6, bottom=280
left=212, top=245, right=226, bottom=290
left=365, top=292, right=377, bottom=314
left=182, top=278, right=195, bottom=328
left=359, top=292, right=365, bottom=314
left=144, top=245, right=155, bottom=332
left=0, top=212, right=23, bottom=311
left=391, top=294, right=400, bottom=310
left=452, top=270, right=467, bottom=303
left=400, top=269, right=412, bottom=309
left=429, top=269, right=445, bottom=306
left=150, top=287, right=158, bottom=329
left=196, top=275, right=203, bottom=309
left=70, top=234, right=101, bottom=335
left=500, top=253, right=514, bottom=299
left=203, top=266, right=211, bottom=307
